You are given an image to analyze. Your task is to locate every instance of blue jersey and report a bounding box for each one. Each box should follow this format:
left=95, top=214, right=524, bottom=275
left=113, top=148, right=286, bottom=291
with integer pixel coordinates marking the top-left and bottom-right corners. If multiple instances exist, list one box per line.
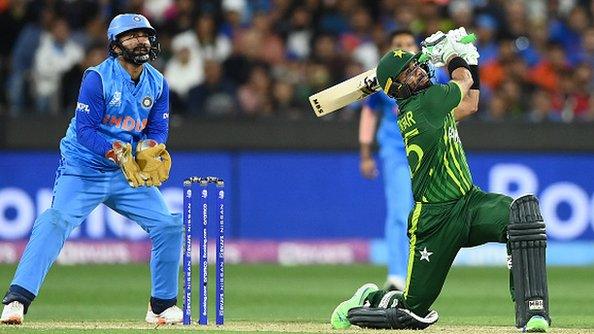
left=364, top=92, right=405, bottom=157
left=60, top=57, right=170, bottom=170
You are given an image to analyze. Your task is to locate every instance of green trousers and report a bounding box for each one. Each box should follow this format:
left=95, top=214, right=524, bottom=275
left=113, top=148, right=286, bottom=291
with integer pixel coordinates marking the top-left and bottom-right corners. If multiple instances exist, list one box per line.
left=402, top=186, right=512, bottom=315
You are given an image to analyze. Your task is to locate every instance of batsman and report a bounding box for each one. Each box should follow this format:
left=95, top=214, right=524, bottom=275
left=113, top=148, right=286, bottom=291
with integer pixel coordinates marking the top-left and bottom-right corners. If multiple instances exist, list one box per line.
left=331, top=29, right=551, bottom=332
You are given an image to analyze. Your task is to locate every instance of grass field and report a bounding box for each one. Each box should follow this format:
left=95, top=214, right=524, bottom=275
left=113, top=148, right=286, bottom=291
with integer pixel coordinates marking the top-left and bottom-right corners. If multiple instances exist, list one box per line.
left=0, top=264, right=593, bottom=333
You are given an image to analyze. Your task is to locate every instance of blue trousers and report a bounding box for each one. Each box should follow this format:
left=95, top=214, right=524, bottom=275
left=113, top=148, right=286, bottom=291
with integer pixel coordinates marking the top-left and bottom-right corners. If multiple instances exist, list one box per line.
left=11, top=160, right=182, bottom=300
left=381, top=151, right=413, bottom=280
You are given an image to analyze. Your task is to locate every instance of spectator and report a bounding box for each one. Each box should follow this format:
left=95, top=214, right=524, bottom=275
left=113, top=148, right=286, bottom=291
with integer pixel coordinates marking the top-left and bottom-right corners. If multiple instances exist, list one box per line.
left=528, top=90, right=557, bottom=123
left=194, top=14, right=232, bottom=62
left=272, top=80, right=303, bottom=120
left=285, top=6, right=313, bottom=60
left=529, top=42, right=569, bottom=92
left=164, top=32, right=204, bottom=112
left=250, top=11, right=284, bottom=65
left=187, top=59, right=237, bottom=117
left=61, top=43, right=106, bottom=113
left=32, top=17, right=83, bottom=115
left=6, top=8, right=55, bottom=117
left=549, top=5, right=591, bottom=65
left=237, top=65, right=273, bottom=117
left=475, top=14, right=499, bottom=65
left=347, top=6, right=379, bottom=70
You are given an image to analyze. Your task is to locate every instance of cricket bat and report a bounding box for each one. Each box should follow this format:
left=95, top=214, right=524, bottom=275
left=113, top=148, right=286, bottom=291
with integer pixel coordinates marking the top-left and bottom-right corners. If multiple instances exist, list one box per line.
left=308, top=68, right=380, bottom=117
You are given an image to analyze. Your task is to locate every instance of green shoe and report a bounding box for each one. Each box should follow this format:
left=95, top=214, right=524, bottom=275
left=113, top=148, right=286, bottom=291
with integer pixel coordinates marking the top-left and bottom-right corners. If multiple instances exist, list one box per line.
left=330, top=283, right=379, bottom=329
left=525, top=315, right=549, bottom=333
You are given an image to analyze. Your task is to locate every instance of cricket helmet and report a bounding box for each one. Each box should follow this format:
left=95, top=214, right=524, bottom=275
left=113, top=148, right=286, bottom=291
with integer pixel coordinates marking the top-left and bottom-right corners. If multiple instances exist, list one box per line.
left=107, top=14, right=161, bottom=64
left=376, top=49, right=431, bottom=100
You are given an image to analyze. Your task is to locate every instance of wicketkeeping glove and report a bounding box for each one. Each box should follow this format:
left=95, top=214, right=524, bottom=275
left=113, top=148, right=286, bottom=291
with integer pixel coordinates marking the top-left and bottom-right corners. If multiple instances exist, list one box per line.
left=106, top=141, right=146, bottom=188
left=135, top=139, right=172, bottom=187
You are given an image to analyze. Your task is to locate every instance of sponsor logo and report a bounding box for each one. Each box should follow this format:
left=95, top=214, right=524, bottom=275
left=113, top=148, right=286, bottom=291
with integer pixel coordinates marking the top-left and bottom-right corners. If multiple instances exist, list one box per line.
left=529, top=299, right=544, bottom=310
left=76, top=102, right=90, bottom=113
left=133, top=16, right=142, bottom=22
left=109, top=91, right=122, bottom=107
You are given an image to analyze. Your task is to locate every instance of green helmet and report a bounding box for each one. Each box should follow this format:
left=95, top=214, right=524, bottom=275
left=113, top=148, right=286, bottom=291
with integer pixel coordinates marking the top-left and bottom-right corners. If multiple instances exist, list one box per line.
left=377, top=49, right=429, bottom=99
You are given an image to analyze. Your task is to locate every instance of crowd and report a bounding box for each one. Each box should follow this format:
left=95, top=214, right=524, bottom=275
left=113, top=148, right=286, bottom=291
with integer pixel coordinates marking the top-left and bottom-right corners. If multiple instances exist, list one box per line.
left=1, top=0, right=593, bottom=122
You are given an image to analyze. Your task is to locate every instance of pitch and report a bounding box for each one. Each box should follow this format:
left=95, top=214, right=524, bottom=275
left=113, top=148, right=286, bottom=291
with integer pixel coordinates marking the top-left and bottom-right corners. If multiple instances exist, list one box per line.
left=0, top=264, right=592, bottom=333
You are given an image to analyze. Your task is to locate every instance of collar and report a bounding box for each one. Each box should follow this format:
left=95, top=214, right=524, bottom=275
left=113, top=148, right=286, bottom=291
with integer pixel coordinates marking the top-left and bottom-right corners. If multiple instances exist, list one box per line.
left=114, top=57, right=145, bottom=85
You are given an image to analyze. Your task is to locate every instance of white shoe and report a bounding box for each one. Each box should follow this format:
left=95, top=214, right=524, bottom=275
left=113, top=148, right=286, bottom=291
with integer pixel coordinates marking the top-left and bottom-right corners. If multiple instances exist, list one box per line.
left=1, top=301, right=24, bottom=325
left=145, top=304, right=183, bottom=324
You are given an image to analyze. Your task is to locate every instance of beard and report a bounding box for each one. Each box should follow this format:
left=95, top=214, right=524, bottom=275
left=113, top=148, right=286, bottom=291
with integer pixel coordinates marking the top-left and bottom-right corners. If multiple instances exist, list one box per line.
left=122, top=44, right=151, bottom=64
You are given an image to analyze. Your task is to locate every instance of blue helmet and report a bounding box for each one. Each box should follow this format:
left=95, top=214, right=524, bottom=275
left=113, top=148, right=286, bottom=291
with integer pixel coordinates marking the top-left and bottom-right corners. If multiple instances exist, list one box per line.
left=107, top=14, right=155, bottom=42
left=107, top=14, right=160, bottom=64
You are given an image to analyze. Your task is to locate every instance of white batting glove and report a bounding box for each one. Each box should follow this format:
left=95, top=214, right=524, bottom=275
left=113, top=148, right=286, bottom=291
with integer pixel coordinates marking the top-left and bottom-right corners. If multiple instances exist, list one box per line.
left=446, top=27, right=469, bottom=42
left=421, top=31, right=447, bottom=67
left=446, top=27, right=479, bottom=65
left=459, top=43, right=479, bottom=65
left=439, top=35, right=465, bottom=64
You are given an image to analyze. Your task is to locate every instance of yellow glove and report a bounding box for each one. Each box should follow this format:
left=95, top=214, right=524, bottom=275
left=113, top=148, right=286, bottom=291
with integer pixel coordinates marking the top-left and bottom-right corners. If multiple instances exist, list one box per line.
left=106, top=141, right=146, bottom=187
left=136, top=140, right=172, bottom=187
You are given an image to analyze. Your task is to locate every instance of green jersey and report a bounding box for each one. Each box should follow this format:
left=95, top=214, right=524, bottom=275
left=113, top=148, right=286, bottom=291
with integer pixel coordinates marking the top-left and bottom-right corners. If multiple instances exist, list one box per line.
left=396, top=81, right=473, bottom=203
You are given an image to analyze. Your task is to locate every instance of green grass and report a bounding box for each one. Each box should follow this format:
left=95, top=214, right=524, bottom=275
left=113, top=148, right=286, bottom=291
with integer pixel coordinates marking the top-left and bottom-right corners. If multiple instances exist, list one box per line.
left=0, top=264, right=593, bottom=333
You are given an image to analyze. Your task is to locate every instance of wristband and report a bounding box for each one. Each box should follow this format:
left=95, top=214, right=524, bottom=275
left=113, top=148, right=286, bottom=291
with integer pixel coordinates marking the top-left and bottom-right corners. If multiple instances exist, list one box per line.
left=447, top=56, right=470, bottom=78
left=469, top=65, right=480, bottom=90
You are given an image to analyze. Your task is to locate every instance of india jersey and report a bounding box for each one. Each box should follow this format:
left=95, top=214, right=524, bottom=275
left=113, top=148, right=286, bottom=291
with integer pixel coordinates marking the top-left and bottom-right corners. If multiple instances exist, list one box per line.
left=60, top=57, right=169, bottom=170
left=365, top=92, right=405, bottom=156
left=396, top=82, right=473, bottom=203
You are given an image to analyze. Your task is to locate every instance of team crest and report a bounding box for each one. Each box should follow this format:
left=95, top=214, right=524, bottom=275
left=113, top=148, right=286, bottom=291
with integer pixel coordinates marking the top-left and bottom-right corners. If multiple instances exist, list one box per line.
left=133, top=15, right=142, bottom=22
left=141, top=96, right=153, bottom=109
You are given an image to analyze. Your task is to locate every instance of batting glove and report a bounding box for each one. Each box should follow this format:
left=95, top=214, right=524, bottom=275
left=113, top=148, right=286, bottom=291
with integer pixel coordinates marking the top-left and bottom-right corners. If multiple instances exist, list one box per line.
left=421, top=31, right=447, bottom=66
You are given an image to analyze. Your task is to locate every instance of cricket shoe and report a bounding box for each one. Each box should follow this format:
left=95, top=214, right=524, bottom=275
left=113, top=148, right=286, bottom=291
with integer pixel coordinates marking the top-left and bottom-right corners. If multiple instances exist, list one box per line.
left=331, top=283, right=379, bottom=329
left=0, top=301, right=24, bottom=325
left=145, top=304, right=183, bottom=324
left=523, top=315, right=549, bottom=333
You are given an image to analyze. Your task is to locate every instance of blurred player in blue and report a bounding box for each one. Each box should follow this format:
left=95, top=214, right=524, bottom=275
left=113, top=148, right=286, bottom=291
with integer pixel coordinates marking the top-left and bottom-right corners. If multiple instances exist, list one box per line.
left=1, top=14, right=182, bottom=325
left=358, top=30, right=447, bottom=291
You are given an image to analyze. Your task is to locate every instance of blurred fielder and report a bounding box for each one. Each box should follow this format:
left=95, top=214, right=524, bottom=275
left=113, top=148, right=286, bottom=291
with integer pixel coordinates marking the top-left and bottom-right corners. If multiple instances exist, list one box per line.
left=359, top=29, right=449, bottom=291
left=1, top=14, right=183, bottom=325
left=332, top=28, right=551, bottom=332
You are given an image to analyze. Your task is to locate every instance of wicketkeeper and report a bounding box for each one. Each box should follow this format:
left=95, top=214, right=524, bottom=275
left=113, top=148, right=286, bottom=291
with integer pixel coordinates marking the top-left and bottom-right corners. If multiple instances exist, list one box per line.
left=331, top=28, right=551, bottom=333
left=1, top=14, right=183, bottom=325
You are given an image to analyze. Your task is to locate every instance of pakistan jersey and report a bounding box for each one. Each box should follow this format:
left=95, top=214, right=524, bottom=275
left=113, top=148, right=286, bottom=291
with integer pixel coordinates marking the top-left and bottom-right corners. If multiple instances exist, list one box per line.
left=396, top=82, right=473, bottom=203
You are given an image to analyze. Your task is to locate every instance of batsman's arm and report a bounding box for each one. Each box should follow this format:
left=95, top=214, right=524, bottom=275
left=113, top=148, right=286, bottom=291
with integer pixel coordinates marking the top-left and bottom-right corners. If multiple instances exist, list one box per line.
left=446, top=55, right=478, bottom=120
left=75, top=71, right=112, bottom=156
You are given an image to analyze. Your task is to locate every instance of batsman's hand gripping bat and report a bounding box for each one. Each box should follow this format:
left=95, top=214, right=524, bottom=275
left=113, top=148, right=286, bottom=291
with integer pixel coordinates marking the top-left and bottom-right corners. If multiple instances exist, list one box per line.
left=309, top=68, right=380, bottom=117
left=309, top=31, right=476, bottom=117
